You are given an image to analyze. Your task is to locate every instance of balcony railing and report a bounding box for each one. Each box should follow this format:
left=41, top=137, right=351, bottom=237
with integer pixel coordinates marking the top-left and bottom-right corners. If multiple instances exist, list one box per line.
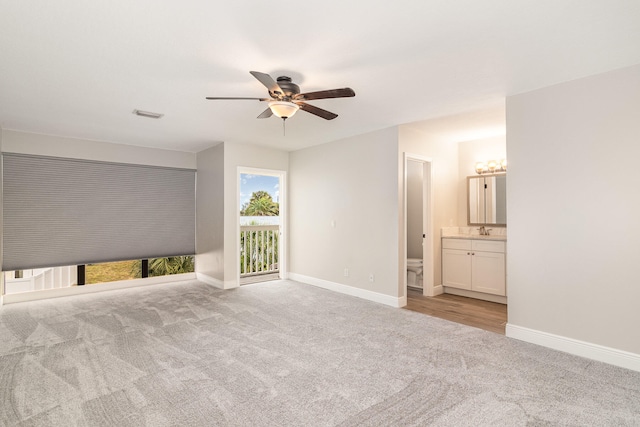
left=3, top=266, right=76, bottom=294
left=240, top=224, right=279, bottom=277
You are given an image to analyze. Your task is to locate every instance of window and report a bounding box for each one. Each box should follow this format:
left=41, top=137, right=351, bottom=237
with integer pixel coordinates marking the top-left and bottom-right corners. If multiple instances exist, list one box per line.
left=2, top=256, right=195, bottom=295
left=85, top=260, right=139, bottom=285
left=2, top=153, right=196, bottom=272
left=84, top=256, right=194, bottom=284
left=147, top=256, right=195, bottom=277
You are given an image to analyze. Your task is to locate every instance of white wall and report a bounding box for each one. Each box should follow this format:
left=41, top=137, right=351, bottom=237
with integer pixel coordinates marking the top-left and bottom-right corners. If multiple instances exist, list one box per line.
left=0, top=125, right=3, bottom=305
left=195, top=143, right=224, bottom=283
left=222, top=143, right=289, bottom=286
left=457, top=136, right=506, bottom=225
left=2, top=130, right=196, bottom=169
left=289, top=128, right=399, bottom=298
left=507, top=63, right=640, bottom=356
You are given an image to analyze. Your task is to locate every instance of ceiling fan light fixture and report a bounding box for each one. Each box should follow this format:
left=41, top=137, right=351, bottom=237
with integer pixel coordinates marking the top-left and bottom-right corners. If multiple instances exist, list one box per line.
left=206, top=71, right=354, bottom=122
left=268, top=101, right=299, bottom=119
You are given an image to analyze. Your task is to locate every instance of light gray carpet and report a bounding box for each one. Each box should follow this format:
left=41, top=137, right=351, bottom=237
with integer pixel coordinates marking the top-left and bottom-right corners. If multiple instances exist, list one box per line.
left=1, top=280, right=639, bottom=426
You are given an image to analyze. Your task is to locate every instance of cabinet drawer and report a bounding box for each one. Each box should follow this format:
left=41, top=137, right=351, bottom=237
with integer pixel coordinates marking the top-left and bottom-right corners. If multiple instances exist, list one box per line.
left=442, top=238, right=472, bottom=250
left=471, top=240, right=505, bottom=253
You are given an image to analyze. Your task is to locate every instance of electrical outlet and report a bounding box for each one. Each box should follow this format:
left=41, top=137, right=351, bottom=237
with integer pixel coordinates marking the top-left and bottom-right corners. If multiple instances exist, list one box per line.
left=369, top=273, right=375, bottom=282
left=344, top=268, right=349, bottom=277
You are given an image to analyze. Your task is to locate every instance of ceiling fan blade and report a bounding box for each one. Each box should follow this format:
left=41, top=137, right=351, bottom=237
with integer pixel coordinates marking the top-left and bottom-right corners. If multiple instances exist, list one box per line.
left=296, top=102, right=338, bottom=120
left=249, top=71, right=284, bottom=96
left=257, top=108, right=273, bottom=119
left=295, top=88, right=355, bottom=101
left=206, top=97, right=269, bottom=101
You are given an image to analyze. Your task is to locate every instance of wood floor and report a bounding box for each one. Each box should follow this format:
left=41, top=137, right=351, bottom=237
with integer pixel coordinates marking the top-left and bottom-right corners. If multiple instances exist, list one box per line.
left=404, top=288, right=507, bottom=334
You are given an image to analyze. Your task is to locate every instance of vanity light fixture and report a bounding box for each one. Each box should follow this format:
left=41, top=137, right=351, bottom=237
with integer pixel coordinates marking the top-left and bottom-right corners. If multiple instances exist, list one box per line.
left=475, top=159, right=507, bottom=174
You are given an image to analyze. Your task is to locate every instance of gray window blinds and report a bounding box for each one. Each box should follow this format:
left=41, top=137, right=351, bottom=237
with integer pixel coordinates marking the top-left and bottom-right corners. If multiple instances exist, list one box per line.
left=2, top=153, right=196, bottom=271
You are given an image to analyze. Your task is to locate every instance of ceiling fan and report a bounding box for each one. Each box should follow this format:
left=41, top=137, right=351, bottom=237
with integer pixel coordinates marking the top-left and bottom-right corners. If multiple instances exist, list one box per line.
left=206, top=71, right=355, bottom=121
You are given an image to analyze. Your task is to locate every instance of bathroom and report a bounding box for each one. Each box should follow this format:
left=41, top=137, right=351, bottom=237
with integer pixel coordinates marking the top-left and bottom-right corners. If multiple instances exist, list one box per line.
left=402, top=116, right=507, bottom=332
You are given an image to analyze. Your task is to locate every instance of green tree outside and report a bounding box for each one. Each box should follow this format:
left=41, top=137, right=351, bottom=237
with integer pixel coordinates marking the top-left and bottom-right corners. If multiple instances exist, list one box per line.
left=131, top=256, right=194, bottom=277
left=241, top=191, right=279, bottom=216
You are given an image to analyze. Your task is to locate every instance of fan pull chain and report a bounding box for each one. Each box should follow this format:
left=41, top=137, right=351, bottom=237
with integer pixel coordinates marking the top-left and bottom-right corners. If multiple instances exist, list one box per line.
left=282, top=118, right=287, bottom=136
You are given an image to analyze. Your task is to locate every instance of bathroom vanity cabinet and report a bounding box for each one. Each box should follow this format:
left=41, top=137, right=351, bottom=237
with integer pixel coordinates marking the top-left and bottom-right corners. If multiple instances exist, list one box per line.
left=442, top=238, right=506, bottom=297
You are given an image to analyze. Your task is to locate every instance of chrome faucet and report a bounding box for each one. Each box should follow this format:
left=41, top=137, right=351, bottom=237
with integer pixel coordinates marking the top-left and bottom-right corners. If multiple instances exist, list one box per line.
left=477, top=226, right=492, bottom=236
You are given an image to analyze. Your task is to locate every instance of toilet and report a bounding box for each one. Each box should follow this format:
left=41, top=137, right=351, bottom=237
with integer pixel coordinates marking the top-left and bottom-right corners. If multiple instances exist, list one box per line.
left=407, top=258, right=423, bottom=288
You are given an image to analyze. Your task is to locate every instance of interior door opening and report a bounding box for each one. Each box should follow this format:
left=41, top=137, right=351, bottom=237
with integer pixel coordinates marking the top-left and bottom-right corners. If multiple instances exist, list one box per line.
left=403, top=154, right=434, bottom=299
left=406, top=160, right=424, bottom=292
left=238, top=168, right=286, bottom=285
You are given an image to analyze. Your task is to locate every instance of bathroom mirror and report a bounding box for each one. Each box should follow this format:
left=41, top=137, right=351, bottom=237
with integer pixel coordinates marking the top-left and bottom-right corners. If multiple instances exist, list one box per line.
left=467, top=174, right=506, bottom=226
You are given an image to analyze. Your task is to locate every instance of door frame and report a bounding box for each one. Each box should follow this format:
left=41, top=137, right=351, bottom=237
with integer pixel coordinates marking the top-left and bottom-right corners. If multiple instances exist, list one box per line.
left=403, top=153, right=435, bottom=298
left=236, top=167, right=287, bottom=284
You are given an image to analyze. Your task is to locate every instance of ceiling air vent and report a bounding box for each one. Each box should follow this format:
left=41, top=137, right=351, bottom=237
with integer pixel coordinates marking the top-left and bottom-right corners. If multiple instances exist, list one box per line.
left=132, top=109, right=164, bottom=119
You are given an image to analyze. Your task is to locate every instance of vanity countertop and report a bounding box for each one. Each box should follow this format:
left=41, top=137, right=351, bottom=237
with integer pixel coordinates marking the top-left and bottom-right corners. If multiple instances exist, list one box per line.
left=442, top=234, right=507, bottom=241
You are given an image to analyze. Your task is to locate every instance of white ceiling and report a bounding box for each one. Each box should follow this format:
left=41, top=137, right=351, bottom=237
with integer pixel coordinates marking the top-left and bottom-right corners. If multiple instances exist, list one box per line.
left=1, top=1, right=639, bottom=153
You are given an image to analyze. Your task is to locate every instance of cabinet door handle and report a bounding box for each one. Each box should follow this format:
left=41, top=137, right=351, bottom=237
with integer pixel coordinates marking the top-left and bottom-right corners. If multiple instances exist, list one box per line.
left=467, top=252, right=470, bottom=255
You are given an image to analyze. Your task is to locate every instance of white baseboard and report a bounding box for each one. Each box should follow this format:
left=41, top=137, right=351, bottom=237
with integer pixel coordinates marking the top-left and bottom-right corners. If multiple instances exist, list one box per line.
left=425, top=284, right=444, bottom=297
left=506, top=324, right=640, bottom=372
left=398, top=294, right=407, bottom=307
left=289, top=273, right=404, bottom=308
left=196, top=272, right=223, bottom=288
left=3, top=273, right=197, bottom=304
left=444, top=287, right=507, bottom=304
left=196, top=273, right=237, bottom=290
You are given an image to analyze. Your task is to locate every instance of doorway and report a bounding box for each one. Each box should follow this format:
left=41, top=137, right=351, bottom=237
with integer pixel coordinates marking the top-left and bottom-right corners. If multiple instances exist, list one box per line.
left=403, top=154, right=434, bottom=299
left=237, top=167, right=286, bottom=285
